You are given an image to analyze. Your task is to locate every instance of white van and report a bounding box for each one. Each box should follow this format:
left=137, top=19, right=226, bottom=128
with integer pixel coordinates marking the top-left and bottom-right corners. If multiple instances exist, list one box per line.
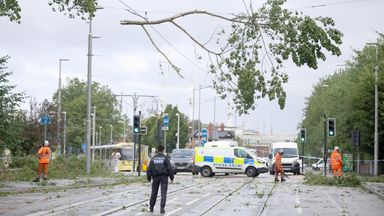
left=269, top=142, right=301, bottom=175
left=204, top=140, right=238, bottom=147
left=194, top=147, right=268, bottom=177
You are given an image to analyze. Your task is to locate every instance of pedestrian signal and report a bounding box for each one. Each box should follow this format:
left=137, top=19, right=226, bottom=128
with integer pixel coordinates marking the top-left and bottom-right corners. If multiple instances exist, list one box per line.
left=328, top=118, right=336, bottom=137
left=300, top=128, right=306, bottom=143
left=133, top=115, right=140, bottom=134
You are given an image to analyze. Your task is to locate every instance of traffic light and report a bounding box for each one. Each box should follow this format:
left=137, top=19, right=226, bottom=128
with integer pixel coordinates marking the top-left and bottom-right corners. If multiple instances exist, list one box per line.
left=133, top=115, right=140, bottom=134
left=328, top=118, right=336, bottom=137
left=300, top=128, right=306, bottom=143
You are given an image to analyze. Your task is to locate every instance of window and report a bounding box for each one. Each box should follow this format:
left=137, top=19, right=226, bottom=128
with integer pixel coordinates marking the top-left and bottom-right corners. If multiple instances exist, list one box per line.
left=234, top=148, right=252, bottom=159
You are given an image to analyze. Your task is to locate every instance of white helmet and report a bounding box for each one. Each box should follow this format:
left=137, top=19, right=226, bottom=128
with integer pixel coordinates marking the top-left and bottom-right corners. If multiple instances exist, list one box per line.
left=44, top=140, right=49, bottom=146
left=334, top=146, right=339, bottom=151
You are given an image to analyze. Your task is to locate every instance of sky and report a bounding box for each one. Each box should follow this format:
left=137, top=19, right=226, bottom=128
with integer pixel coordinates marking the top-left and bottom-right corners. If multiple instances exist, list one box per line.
left=1, top=0, right=383, bottom=135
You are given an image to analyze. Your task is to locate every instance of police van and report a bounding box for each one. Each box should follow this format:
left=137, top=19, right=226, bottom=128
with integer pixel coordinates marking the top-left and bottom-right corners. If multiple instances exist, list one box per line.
left=194, top=146, right=268, bottom=177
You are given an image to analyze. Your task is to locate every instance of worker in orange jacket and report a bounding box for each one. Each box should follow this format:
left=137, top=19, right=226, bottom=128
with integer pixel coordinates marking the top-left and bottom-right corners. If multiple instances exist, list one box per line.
left=330, top=146, right=343, bottom=177
left=274, top=149, right=285, bottom=182
left=33, top=141, right=51, bottom=182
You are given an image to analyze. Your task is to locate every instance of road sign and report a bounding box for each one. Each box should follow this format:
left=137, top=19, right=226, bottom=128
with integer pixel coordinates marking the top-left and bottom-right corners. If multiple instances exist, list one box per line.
left=201, top=128, right=208, bottom=138
left=201, top=137, right=207, bottom=147
left=81, top=143, right=86, bottom=153
left=40, top=115, right=51, bottom=125
left=162, top=113, right=169, bottom=131
left=42, top=99, right=50, bottom=111
left=140, top=126, right=148, bottom=135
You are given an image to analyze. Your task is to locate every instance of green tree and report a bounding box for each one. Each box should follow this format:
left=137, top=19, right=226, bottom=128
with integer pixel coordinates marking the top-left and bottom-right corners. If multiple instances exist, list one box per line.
left=52, top=78, right=125, bottom=152
left=0, top=56, right=24, bottom=155
left=2, top=0, right=342, bottom=114
left=300, top=37, right=384, bottom=161
left=141, top=105, right=189, bottom=153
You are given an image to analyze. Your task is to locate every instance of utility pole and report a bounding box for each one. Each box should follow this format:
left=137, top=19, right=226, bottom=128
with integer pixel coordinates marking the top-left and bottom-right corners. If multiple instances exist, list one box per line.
left=92, top=106, right=96, bottom=161
left=58, top=58, right=69, bottom=156
left=323, top=115, right=327, bottom=177
left=115, top=93, right=157, bottom=173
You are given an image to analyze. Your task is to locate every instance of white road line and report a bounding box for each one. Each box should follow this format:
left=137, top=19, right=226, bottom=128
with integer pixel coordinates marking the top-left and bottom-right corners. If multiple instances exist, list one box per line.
left=202, top=192, right=211, bottom=198
left=134, top=212, right=144, bottom=215
left=186, top=198, right=199, bottom=206
left=167, top=198, right=177, bottom=203
left=294, top=184, right=302, bottom=215
left=324, top=191, right=343, bottom=212
left=165, top=207, right=182, bottom=216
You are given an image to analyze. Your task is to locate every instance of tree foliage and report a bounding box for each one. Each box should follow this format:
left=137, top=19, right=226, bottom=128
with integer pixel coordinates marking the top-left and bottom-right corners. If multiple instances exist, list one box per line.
left=0, top=56, right=24, bottom=155
left=53, top=78, right=124, bottom=151
left=121, top=0, right=342, bottom=114
left=141, top=104, right=189, bottom=153
left=300, top=37, right=383, bottom=160
left=1, top=0, right=342, bottom=114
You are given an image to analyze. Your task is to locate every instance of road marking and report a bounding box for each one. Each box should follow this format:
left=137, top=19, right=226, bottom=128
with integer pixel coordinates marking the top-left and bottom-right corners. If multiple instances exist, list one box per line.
left=135, top=212, right=144, bottom=215
left=324, top=191, right=343, bottom=212
left=167, top=198, right=177, bottom=203
left=165, top=207, right=182, bottom=216
left=294, top=184, right=302, bottom=215
left=202, top=192, right=211, bottom=198
left=186, top=198, right=199, bottom=206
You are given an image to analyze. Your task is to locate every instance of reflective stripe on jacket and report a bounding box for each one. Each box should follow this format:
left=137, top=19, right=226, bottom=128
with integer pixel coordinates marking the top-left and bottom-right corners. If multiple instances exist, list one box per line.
left=38, top=146, right=51, bottom=164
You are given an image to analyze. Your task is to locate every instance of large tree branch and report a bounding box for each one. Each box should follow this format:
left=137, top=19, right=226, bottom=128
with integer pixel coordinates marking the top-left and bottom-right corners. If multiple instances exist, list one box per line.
left=141, top=26, right=183, bottom=78
left=120, top=10, right=246, bottom=25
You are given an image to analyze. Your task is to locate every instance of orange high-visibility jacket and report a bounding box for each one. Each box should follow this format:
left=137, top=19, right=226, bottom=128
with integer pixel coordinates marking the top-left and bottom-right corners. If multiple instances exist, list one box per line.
left=330, top=150, right=342, bottom=170
left=275, top=152, right=283, bottom=172
left=38, top=146, right=51, bottom=164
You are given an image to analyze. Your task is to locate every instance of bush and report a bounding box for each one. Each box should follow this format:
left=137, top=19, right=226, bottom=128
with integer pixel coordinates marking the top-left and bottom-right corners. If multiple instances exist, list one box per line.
left=304, top=172, right=361, bottom=187
left=0, top=155, right=113, bottom=182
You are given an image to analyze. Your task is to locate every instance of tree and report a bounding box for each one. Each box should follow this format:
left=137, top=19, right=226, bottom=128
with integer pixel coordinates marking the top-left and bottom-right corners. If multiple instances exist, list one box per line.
left=141, top=105, right=189, bottom=153
left=52, top=78, right=124, bottom=152
left=2, top=0, right=342, bottom=114
left=0, top=56, right=24, bottom=155
left=300, top=37, right=383, bottom=160
left=120, top=0, right=342, bottom=114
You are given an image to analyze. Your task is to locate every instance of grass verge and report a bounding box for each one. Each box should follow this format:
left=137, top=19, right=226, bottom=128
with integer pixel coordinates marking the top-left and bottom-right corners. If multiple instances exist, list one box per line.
left=304, top=172, right=361, bottom=187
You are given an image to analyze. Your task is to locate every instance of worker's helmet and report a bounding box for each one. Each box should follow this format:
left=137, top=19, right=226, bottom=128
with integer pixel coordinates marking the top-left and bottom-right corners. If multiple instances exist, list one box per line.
left=44, top=140, right=49, bottom=146
left=334, top=146, right=339, bottom=151
left=279, top=149, right=284, bottom=154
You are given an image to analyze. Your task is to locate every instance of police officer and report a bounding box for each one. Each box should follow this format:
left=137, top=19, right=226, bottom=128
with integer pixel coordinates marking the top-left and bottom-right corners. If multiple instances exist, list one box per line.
left=147, top=144, right=174, bottom=214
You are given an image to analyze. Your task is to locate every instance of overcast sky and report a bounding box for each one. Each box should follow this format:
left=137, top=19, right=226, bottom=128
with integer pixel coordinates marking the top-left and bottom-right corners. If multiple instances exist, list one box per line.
left=1, top=0, right=383, bottom=135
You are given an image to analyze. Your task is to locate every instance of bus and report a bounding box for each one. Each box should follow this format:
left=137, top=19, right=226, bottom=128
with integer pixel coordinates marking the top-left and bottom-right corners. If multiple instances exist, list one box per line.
left=92, top=142, right=149, bottom=172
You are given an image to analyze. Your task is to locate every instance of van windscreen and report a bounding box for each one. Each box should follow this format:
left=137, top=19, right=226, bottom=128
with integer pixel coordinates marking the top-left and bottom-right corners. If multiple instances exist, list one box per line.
left=273, top=148, right=298, bottom=158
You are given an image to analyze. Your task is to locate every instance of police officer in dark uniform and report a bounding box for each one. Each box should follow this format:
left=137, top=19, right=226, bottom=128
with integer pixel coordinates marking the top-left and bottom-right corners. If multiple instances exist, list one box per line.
left=147, top=144, right=174, bottom=214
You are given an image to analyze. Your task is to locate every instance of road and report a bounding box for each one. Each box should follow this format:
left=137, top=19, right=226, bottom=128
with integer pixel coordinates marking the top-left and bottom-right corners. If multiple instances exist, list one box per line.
left=0, top=173, right=383, bottom=216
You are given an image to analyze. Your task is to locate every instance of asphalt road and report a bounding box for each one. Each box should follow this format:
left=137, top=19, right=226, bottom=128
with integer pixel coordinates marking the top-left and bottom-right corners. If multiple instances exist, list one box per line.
left=0, top=173, right=383, bottom=216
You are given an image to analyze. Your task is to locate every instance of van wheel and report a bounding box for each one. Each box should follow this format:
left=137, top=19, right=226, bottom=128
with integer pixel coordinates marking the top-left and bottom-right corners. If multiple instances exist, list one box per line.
left=201, top=166, right=213, bottom=177
left=246, top=167, right=257, bottom=177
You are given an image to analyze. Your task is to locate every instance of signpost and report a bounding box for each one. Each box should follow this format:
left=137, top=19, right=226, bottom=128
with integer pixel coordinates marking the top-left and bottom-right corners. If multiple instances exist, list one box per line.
left=40, top=115, right=51, bottom=141
left=162, top=113, right=169, bottom=152
left=201, top=128, right=208, bottom=147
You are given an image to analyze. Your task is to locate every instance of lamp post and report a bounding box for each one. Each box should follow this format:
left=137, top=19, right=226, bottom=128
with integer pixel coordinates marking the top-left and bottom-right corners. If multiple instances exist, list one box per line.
left=367, top=42, right=379, bottom=176
left=176, top=113, right=180, bottom=149
left=99, top=126, right=102, bottom=145
left=85, top=7, right=103, bottom=174
left=198, top=85, right=212, bottom=146
left=110, top=124, right=113, bottom=144
left=62, top=111, right=67, bottom=155
left=58, top=58, right=69, bottom=156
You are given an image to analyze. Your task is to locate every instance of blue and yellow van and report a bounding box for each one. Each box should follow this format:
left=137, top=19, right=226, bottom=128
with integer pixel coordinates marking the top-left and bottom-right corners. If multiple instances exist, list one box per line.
left=194, top=147, right=268, bottom=177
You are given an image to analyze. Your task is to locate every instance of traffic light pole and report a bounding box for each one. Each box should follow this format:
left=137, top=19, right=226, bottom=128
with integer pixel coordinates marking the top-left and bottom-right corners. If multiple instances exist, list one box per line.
left=115, top=93, right=157, bottom=174
left=323, top=115, right=327, bottom=177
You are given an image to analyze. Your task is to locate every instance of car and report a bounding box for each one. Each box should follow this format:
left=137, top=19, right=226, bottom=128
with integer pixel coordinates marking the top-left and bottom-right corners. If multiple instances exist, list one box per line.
left=169, top=159, right=178, bottom=175
left=312, top=159, right=327, bottom=171
left=170, top=149, right=198, bottom=175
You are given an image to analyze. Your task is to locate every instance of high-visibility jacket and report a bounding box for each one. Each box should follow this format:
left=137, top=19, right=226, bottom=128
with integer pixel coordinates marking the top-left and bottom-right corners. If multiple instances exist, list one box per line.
left=330, top=150, right=342, bottom=170
left=274, top=152, right=283, bottom=172
left=38, top=146, right=51, bottom=164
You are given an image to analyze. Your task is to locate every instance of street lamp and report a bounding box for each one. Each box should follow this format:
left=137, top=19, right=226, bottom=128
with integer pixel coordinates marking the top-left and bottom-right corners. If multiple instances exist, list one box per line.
left=367, top=42, right=379, bottom=176
left=110, top=124, right=113, bottom=144
left=86, top=7, right=103, bottom=174
left=99, top=126, right=102, bottom=145
left=62, top=111, right=67, bottom=155
left=58, top=58, right=69, bottom=156
left=198, top=85, right=212, bottom=146
left=176, top=113, right=180, bottom=149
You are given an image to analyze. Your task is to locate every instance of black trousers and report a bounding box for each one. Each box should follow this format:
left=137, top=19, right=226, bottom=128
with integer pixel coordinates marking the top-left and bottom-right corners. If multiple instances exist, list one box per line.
left=150, top=175, right=169, bottom=209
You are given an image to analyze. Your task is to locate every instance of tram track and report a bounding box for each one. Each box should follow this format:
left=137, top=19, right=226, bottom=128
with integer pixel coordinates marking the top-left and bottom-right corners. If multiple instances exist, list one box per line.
left=256, top=181, right=278, bottom=216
